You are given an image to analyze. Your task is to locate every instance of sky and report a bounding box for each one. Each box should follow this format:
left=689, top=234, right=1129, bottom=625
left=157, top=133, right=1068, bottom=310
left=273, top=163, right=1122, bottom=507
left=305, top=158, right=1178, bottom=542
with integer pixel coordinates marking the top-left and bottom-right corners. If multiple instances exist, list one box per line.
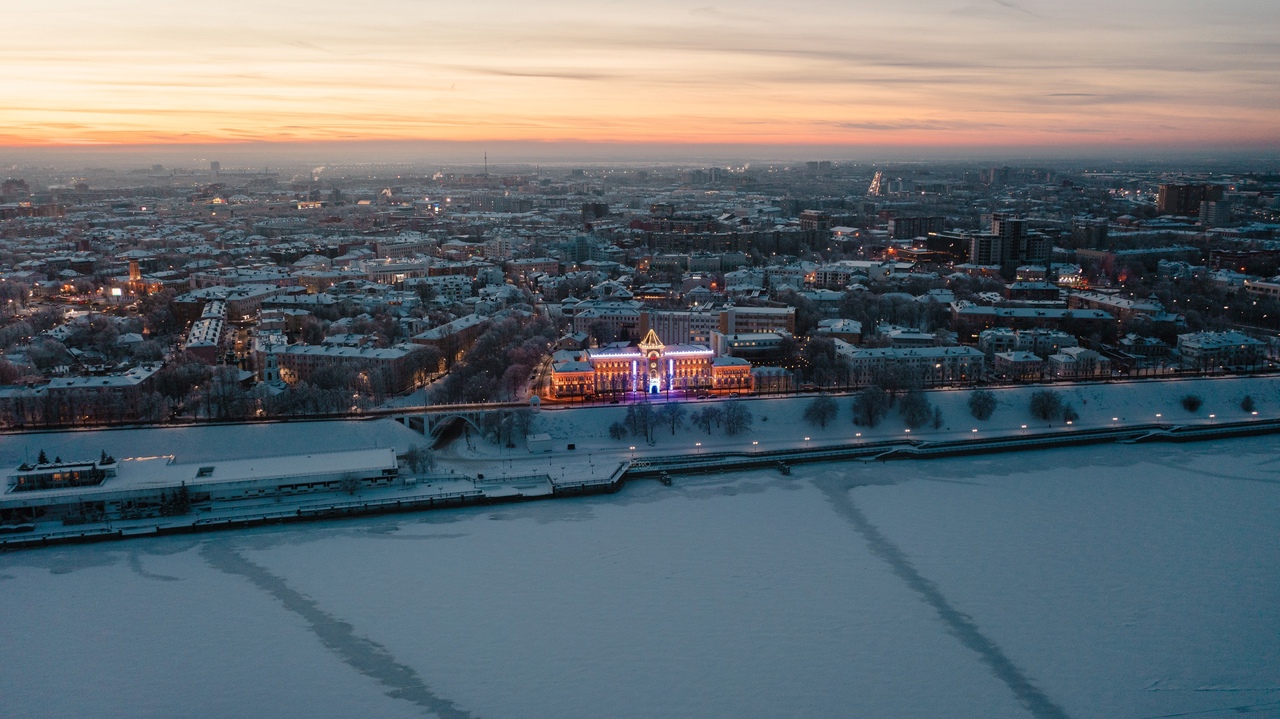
left=3, top=0, right=1279, bottom=156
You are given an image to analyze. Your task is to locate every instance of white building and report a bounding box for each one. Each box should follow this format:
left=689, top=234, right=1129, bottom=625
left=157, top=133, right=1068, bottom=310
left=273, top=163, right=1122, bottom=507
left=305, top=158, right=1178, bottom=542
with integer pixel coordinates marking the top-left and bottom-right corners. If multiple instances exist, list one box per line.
left=834, top=341, right=984, bottom=385
left=1048, top=347, right=1111, bottom=378
left=1177, top=331, right=1266, bottom=369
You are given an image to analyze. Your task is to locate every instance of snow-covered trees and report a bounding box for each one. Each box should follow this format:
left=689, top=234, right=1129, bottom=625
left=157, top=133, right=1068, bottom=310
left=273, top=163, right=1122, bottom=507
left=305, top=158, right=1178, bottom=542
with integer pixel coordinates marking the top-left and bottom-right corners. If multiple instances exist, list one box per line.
left=401, top=444, right=436, bottom=474
left=657, top=403, right=687, bottom=435
left=968, top=390, right=997, bottom=420
left=692, top=406, right=723, bottom=435
left=722, top=401, right=754, bottom=436
left=1029, top=390, right=1064, bottom=421
left=899, top=389, right=932, bottom=429
left=851, top=386, right=890, bottom=427
left=802, top=395, right=838, bottom=428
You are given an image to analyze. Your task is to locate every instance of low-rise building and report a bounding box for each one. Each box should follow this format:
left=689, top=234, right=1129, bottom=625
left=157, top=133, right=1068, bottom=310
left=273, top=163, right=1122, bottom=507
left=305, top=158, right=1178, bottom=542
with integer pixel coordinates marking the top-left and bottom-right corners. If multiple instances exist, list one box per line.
left=409, top=314, right=489, bottom=369
left=1177, top=331, right=1267, bottom=369
left=1048, top=347, right=1111, bottom=378
left=834, top=342, right=984, bottom=385
left=993, top=351, right=1045, bottom=381
left=255, top=342, right=433, bottom=394
left=0, top=448, right=399, bottom=525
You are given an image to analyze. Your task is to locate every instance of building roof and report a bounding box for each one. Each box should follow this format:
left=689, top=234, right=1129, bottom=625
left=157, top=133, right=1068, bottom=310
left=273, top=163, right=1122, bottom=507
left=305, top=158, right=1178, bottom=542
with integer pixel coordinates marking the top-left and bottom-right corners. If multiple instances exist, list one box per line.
left=2, top=448, right=397, bottom=503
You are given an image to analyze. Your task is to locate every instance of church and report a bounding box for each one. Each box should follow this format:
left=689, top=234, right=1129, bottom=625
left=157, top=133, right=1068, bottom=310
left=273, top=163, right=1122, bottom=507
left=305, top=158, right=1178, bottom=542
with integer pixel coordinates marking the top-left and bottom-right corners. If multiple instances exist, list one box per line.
left=549, top=330, right=752, bottom=399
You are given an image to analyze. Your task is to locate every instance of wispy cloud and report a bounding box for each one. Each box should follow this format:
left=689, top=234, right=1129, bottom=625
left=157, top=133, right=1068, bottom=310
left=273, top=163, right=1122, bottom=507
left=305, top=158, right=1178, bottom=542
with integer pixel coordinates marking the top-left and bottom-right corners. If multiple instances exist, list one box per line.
left=0, top=0, right=1276, bottom=147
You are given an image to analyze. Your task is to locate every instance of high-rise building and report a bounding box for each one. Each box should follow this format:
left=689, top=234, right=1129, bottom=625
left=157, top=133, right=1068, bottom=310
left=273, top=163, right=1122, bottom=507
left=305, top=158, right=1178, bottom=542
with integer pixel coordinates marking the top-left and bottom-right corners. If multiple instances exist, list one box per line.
left=210, top=161, right=221, bottom=174
left=1071, top=218, right=1108, bottom=248
left=1199, top=200, right=1233, bottom=228
left=1157, top=183, right=1223, bottom=215
left=887, top=216, right=944, bottom=239
left=799, top=210, right=832, bottom=232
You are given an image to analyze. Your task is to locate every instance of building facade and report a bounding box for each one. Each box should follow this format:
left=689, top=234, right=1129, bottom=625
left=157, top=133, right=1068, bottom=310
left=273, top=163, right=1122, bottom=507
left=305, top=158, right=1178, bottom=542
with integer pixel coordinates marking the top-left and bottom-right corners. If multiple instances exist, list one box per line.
left=549, top=330, right=752, bottom=398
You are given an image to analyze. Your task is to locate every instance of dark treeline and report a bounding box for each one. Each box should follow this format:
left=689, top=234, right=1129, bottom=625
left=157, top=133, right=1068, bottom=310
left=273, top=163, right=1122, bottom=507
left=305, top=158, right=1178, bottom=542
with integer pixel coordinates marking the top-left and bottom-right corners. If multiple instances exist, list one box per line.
left=433, top=316, right=557, bottom=404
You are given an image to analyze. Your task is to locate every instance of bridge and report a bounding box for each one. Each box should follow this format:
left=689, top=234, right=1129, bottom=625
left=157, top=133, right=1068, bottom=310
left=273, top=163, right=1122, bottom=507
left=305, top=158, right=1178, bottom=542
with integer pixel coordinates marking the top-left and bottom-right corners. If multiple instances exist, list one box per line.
left=394, top=410, right=486, bottom=447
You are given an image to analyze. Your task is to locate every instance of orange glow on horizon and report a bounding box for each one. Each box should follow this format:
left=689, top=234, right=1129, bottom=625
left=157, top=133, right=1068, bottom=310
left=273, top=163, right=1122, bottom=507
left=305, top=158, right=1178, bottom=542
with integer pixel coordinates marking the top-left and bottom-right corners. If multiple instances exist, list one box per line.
left=3, top=1, right=1278, bottom=150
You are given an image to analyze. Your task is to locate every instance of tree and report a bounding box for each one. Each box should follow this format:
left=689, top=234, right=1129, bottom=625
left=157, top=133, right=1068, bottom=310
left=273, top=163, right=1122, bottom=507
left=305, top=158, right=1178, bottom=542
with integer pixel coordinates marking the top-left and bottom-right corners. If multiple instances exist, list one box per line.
left=402, top=444, right=436, bottom=473
left=1241, top=395, right=1256, bottom=412
left=624, top=400, right=656, bottom=442
left=722, top=401, right=754, bottom=436
left=657, top=403, right=687, bottom=435
left=803, top=395, right=838, bottom=428
left=608, top=421, right=627, bottom=440
left=1063, top=403, right=1079, bottom=423
left=1180, top=394, right=1203, bottom=412
left=37, top=449, right=48, bottom=464
left=300, top=316, right=327, bottom=345
left=933, top=406, right=944, bottom=430
left=692, top=406, right=722, bottom=435
left=338, top=474, right=361, bottom=495
left=968, top=390, right=997, bottom=420
left=899, top=388, right=932, bottom=429
left=851, top=385, right=890, bottom=427
left=1029, top=390, right=1064, bottom=421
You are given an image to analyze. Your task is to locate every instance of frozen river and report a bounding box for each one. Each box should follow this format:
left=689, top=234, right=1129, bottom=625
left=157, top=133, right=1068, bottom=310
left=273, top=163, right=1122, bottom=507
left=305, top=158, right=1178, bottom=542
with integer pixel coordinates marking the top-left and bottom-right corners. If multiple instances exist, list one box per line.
left=2, top=436, right=1279, bottom=719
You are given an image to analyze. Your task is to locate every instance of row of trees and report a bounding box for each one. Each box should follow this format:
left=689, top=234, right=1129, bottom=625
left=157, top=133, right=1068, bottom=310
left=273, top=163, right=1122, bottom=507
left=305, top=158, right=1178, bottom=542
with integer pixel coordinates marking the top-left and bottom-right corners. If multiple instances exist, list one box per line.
left=433, top=316, right=558, bottom=404
left=844, top=386, right=941, bottom=429
left=608, top=399, right=755, bottom=442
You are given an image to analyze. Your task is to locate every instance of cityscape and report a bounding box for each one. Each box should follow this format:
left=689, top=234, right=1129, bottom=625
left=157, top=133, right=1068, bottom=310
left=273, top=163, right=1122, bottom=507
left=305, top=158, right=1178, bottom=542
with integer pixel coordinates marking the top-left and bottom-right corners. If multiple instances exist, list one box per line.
left=2, top=1, right=1279, bottom=718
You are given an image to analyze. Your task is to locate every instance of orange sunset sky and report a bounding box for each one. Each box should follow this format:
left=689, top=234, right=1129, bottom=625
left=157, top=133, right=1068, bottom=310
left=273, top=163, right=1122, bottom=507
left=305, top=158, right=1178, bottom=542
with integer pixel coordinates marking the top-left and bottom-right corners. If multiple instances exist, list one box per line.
left=3, top=0, right=1278, bottom=152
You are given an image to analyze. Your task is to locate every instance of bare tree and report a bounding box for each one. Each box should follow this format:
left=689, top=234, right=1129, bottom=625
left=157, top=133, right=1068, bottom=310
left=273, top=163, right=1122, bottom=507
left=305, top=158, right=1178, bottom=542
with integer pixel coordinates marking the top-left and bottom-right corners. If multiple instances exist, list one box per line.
left=802, top=395, right=838, bottom=428
left=851, top=385, right=890, bottom=427
left=722, top=401, right=754, bottom=436
left=692, top=406, right=723, bottom=435
left=401, top=444, right=436, bottom=473
left=968, top=390, right=997, bottom=420
left=657, top=403, right=687, bottom=435
left=899, top=389, right=932, bottom=429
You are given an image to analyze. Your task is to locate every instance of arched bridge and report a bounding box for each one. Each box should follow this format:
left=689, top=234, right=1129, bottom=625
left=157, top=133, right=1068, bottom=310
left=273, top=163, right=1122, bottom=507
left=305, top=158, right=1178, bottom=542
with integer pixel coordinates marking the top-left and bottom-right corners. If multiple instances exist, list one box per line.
left=394, top=411, right=485, bottom=447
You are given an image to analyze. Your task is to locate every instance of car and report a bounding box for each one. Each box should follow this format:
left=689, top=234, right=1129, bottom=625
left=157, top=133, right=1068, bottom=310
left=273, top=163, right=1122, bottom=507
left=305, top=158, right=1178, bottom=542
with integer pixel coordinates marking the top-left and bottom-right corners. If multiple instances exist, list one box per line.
left=728, top=392, right=740, bottom=398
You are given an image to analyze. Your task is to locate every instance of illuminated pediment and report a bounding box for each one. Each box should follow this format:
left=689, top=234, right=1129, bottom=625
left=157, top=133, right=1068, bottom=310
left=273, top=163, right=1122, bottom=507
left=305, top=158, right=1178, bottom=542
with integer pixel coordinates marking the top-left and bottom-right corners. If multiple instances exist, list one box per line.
left=638, top=329, right=665, bottom=352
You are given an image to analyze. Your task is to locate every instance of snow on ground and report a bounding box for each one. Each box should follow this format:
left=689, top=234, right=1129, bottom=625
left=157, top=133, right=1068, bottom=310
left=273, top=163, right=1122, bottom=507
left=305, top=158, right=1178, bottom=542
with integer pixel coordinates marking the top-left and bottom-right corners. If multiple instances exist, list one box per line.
left=529, top=376, right=1280, bottom=457
left=0, top=377, right=1275, bottom=481
left=0, top=417, right=426, bottom=467
left=1, top=436, right=1277, bottom=718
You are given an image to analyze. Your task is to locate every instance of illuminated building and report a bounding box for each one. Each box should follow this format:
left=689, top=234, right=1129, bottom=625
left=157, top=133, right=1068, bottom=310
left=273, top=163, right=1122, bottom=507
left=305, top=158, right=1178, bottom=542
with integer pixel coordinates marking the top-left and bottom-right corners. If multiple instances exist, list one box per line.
left=549, top=330, right=752, bottom=398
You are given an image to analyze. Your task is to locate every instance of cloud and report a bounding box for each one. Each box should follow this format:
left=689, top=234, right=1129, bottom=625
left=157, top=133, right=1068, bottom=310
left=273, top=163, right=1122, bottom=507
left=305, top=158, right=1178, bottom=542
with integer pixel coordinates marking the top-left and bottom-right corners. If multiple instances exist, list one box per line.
left=988, top=0, right=1041, bottom=18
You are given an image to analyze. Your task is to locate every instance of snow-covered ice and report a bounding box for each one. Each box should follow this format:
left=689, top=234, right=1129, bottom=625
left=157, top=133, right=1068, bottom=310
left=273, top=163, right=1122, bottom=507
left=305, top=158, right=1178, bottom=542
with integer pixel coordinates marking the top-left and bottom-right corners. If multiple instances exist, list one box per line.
left=2, top=434, right=1278, bottom=719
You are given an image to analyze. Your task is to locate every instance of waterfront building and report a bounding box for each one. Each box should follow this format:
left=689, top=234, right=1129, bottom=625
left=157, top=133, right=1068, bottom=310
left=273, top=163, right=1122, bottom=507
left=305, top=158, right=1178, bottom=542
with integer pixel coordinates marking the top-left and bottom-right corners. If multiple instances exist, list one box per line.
left=549, top=329, right=751, bottom=398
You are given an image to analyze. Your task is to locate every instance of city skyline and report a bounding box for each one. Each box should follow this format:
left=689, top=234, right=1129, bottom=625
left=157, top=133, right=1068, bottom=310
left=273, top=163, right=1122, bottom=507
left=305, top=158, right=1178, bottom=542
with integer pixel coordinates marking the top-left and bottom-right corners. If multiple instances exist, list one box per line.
left=4, top=0, right=1279, bottom=154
